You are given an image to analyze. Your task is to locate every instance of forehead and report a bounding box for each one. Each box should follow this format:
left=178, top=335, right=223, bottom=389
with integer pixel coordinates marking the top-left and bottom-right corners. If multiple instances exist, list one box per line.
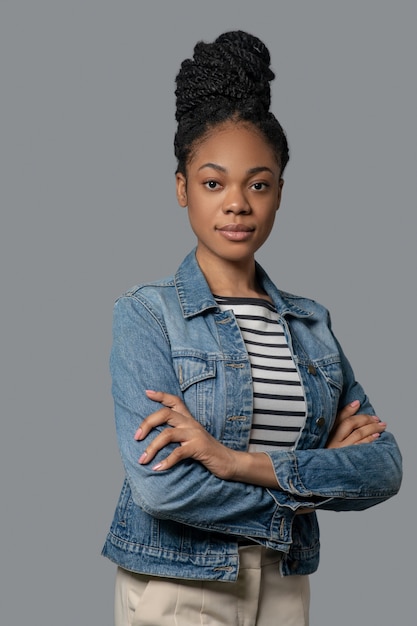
left=188, top=121, right=279, bottom=171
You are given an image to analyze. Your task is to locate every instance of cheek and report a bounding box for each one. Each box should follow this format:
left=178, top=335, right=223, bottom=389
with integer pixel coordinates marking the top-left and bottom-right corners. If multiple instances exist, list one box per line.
left=256, top=213, right=277, bottom=247
left=187, top=190, right=218, bottom=220
left=260, top=209, right=277, bottom=233
left=186, top=205, right=208, bottom=236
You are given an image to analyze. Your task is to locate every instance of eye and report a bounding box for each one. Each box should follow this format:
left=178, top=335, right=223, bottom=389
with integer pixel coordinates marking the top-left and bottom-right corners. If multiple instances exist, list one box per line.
left=251, top=181, right=269, bottom=191
left=204, top=180, right=221, bottom=190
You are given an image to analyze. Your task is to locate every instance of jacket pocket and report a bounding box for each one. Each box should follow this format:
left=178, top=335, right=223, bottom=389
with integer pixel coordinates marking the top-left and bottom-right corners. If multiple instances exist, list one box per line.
left=316, top=356, right=343, bottom=392
left=172, top=353, right=217, bottom=429
left=297, top=355, right=343, bottom=446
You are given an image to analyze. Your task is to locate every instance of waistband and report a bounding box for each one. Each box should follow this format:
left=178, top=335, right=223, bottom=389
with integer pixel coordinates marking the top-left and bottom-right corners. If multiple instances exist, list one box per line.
left=238, top=545, right=282, bottom=570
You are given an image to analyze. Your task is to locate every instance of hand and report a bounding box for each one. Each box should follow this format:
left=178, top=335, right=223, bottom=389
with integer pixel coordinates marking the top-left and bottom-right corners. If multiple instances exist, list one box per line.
left=135, top=390, right=239, bottom=479
left=326, top=400, right=387, bottom=449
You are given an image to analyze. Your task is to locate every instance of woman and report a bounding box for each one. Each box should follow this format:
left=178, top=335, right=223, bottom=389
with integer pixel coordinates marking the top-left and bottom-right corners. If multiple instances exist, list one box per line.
left=102, top=31, right=402, bottom=626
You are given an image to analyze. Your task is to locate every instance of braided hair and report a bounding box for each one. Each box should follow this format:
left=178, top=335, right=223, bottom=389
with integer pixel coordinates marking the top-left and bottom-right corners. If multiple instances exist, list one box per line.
left=174, top=30, right=289, bottom=176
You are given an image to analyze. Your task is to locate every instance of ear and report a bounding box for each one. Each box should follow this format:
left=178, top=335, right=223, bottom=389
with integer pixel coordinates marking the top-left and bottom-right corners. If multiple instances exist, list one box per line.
left=276, top=178, right=284, bottom=211
left=176, top=173, right=188, bottom=207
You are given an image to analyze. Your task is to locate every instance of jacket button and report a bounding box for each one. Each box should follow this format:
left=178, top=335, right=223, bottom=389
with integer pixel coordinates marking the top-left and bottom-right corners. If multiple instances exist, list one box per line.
left=290, top=560, right=299, bottom=571
left=316, top=416, right=325, bottom=428
left=307, top=364, right=317, bottom=375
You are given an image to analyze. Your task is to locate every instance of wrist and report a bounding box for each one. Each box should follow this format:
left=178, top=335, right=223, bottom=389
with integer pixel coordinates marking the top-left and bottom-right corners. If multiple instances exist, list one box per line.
left=228, top=451, right=252, bottom=482
left=229, top=451, right=281, bottom=489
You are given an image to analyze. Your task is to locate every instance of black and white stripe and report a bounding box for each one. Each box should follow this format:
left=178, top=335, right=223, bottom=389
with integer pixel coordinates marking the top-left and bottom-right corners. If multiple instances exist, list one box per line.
left=215, top=296, right=307, bottom=452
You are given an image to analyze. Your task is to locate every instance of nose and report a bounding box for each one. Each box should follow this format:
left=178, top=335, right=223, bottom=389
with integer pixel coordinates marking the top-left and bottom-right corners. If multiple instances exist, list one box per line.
left=222, top=186, right=250, bottom=214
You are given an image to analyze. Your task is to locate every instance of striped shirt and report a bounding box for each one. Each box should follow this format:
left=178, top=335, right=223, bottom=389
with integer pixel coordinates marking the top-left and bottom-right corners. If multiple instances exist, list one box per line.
left=215, top=296, right=307, bottom=452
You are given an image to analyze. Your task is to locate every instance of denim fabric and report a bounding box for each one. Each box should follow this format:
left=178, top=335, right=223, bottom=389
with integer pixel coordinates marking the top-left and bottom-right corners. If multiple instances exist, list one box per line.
left=102, top=249, right=402, bottom=580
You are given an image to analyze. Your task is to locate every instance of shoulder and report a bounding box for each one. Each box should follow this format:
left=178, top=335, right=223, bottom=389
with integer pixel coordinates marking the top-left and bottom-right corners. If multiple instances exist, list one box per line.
left=119, top=274, right=176, bottom=302
left=255, top=262, right=331, bottom=322
left=280, top=289, right=329, bottom=312
left=112, top=274, right=179, bottom=325
left=112, top=275, right=182, bottom=343
left=278, top=288, right=331, bottom=323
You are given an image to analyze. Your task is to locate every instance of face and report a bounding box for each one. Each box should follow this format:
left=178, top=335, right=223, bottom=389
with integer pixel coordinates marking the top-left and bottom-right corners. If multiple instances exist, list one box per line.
left=176, top=122, right=283, bottom=271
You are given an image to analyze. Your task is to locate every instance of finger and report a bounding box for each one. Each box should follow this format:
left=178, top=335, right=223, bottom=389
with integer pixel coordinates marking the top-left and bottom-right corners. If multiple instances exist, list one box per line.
left=335, top=400, right=361, bottom=424
left=134, top=406, right=171, bottom=440
left=152, top=445, right=195, bottom=471
left=135, top=407, right=188, bottom=440
left=349, top=421, right=387, bottom=445
left=354, top=432, right=383, bottom=445
left=327, top=413, right=384, bottom=448
left=138, top=429, right=180, bottom=464
left=333, top=413, right=380, bottom=439
left=139, top=427, right=196, bottom=465
left=337, top=421, right=386, bottom=447
left=145, top=390, right=193, bottom=418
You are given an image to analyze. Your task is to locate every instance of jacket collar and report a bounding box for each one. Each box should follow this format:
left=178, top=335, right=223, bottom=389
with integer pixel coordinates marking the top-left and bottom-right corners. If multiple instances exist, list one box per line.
left=175, top=249, right=312, bottom=319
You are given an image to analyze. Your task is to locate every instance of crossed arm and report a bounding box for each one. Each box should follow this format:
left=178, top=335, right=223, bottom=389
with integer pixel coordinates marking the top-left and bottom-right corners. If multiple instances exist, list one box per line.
left=135, top=389, right=387, bottom=490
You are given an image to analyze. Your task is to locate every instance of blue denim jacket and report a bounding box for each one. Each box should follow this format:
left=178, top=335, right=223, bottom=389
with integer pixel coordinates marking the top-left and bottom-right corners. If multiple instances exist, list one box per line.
left=102, top=250, right=402, bottom=580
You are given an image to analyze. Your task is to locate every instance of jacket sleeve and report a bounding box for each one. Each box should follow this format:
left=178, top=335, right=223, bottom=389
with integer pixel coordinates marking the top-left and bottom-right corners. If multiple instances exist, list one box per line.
left=110, top=293, right=294, bottom=547
left=266, top=317, right=403, bottom=512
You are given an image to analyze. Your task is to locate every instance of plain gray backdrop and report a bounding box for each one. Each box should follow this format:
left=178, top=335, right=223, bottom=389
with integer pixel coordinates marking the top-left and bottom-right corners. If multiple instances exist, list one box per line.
left=1, top=1, right=415, bottom=624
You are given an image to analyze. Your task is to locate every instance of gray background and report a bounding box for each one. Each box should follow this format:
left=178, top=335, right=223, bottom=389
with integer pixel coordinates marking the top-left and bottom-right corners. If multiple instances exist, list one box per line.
left=1, top=1, right=415, bottom=624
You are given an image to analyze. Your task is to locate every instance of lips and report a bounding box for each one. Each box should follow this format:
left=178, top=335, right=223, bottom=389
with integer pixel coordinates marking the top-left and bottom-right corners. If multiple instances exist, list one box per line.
left=217, top=223, right=255, bottom=241
left=217, top=223, right=254, bottom=232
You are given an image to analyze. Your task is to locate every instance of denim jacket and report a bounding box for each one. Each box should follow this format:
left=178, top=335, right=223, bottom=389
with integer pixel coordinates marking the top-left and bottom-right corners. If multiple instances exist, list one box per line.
left=102, top=250, right=402, bottom=580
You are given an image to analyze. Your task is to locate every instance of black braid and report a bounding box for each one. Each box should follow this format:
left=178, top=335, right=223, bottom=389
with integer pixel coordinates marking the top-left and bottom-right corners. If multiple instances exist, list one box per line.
left=174, top=31, right=289, bottom=175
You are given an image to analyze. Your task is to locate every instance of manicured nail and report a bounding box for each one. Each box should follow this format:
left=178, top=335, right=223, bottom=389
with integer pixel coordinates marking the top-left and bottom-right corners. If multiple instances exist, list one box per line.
left=135, top=428, right=142, bottom=440
left=138, top=452, right=147, bottom=464
left=152, top=463, right=163, bottom=471
left=372, top=433, right=380, bottom=439
left=146, top=389, right=157, bottom=394
left=350, top=400, right=360, bottom=407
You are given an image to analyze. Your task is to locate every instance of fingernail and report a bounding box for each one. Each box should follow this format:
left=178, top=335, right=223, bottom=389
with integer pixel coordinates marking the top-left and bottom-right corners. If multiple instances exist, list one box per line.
left=350, top=400, right=360, bottom=407
left=146, top=389, right=157, bottom=394
left=138, top=452, right=147, bottom=464
left=372, top=416, right=380, bottom=422
left=372, top=433, right=380, bottom=439
left=135, top=428, right=143, bottom=439
left=152, top=463, right=163, bottom=471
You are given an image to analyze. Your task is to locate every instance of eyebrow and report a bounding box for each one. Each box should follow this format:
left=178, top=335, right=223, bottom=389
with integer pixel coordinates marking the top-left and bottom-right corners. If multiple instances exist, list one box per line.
left=198, top=163, right=275, bottom=176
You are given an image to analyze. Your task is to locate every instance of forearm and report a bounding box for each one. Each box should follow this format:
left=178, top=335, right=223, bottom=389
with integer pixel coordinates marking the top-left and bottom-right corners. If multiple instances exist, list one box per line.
left=230, top=451, right=282, bottom=489
left=267, top=431, right=402, bottom=510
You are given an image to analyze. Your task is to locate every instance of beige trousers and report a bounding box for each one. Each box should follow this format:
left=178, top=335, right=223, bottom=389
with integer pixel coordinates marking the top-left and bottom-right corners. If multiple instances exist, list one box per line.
left=114, top=545, right=310, bottom=626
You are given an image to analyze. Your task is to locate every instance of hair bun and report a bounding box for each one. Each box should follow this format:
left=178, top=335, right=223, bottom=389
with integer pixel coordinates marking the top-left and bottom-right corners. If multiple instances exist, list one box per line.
left=175, top=30, right=275, bottom=121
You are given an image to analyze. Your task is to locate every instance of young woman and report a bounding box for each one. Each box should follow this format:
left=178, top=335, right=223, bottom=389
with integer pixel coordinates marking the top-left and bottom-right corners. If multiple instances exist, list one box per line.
left=102, top=31, right=402, bottom=626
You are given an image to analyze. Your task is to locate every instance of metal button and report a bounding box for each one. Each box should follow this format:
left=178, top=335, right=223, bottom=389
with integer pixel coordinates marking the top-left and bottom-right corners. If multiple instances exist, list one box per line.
left=316, top=416, right=325, bottom=428
left=307, top=364, right=317, bottom=375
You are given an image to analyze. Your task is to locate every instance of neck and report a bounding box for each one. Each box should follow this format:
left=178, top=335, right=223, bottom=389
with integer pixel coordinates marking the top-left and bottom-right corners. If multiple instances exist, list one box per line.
left=195, top=249, right=268, bottom=299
